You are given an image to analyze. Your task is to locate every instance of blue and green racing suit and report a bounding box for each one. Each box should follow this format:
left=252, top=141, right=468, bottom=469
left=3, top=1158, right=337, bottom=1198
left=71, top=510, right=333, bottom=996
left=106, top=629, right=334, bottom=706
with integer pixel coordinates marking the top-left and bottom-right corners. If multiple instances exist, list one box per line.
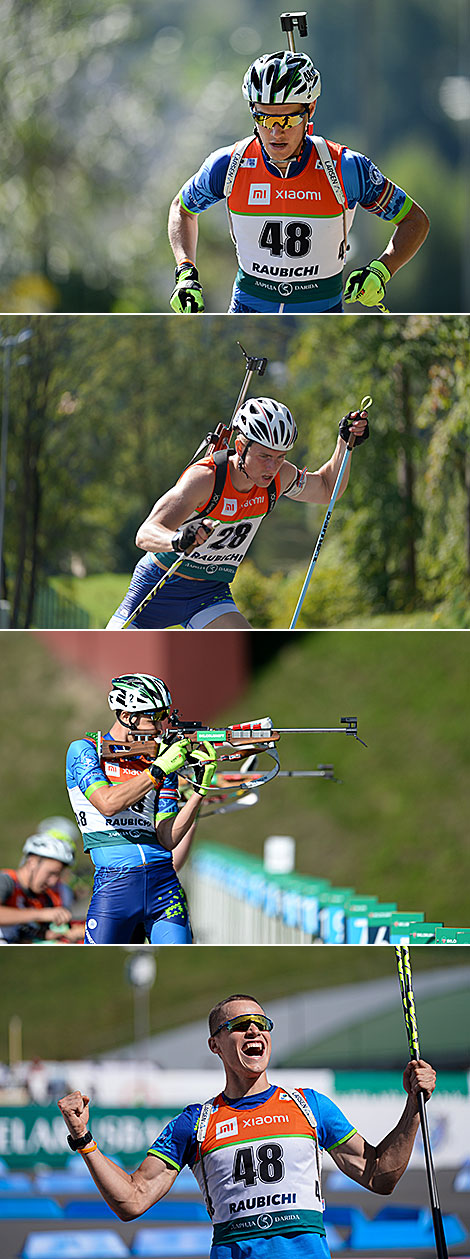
left=148, top=1083, right=357, bottom=1259
left=178, top=134, right=411, bottom=313
left=65, top=733, right=192, bottom=944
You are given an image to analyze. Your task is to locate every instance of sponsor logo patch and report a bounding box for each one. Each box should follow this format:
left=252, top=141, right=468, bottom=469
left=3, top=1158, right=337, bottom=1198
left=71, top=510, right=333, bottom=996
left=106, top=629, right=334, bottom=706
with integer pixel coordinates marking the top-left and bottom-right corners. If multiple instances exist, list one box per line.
left=258, top=1215, right=273, bottom=1230
left=241, top=157, right=257, bottom=168
left=216, top=1117, right=238, bottom=1138
left=222, top=498, right=237, bottom=516
left=248, top=183, right=271, bottom=206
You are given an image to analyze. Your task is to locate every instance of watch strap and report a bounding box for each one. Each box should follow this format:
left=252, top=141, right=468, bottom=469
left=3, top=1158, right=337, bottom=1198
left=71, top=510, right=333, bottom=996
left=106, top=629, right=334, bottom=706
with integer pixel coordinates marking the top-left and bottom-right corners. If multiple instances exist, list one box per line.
left=67, top=1129, right=93, bottom=1151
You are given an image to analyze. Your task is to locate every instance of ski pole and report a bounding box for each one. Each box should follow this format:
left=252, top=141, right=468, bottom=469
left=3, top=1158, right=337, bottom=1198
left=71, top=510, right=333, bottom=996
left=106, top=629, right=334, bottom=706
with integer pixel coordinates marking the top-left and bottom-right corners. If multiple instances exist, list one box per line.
left=395, top=947, right=448, bottom=1259
left=280, top=12, right=308, bottom=51
left=289, top=396, right=372, bottom=629
left=119, top=522, right=218, bottom=630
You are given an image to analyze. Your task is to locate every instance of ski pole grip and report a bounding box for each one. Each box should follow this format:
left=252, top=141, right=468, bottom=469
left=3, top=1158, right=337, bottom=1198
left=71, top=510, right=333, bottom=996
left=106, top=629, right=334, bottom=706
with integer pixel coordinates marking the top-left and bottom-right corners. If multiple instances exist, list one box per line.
left=348, top=395, right=372, bottom=450
left=185, top=519, right=218, bottom=555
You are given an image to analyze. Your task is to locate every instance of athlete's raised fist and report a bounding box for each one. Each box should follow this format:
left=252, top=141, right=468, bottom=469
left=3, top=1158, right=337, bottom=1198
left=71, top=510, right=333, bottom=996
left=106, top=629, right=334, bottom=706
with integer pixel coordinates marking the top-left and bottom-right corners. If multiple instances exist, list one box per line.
left=58, top=1090, right=91, bottom=1139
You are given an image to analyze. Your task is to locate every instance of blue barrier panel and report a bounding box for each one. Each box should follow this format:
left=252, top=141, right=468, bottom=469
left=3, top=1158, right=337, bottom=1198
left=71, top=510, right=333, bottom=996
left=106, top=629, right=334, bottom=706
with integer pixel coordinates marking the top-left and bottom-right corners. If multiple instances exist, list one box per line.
left=131, top=1226, right=213, bottom=1256
left=35, top=1173, right=101, bottom=1195
left=64, top=1201, right=208, bottom=1222
left=324, top=1222, right=345, bottom=1250
left=350, top=1206, right=466, bottom=1249
left=0, top=1197, right=63, bottom=1218
left=22, top=1231, right=130, bottom=1258
left=0, top=1172, right=32, bottom=1192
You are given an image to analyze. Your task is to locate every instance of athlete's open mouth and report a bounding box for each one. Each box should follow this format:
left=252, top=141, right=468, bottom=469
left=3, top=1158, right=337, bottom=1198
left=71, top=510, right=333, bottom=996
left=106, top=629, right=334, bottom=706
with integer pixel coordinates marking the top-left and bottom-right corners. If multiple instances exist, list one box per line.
left=243, top=1041, right=265, bottom=1057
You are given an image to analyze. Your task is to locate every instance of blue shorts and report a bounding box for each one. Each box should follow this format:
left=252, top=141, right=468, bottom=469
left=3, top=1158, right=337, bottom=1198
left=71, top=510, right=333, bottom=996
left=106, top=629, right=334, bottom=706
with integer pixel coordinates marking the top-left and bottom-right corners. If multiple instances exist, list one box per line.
left=228, top=280, right=344, bottom=314
left=211, top=1233, right=332, bottom=1259
left=84, top=863, right=192, bottom=944
left=106, top=554, right=238, bottom=629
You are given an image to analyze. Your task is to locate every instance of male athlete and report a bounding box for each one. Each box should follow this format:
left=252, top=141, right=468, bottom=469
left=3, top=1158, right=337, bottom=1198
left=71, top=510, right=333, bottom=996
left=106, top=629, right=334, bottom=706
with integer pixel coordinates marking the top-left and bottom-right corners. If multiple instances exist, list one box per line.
left=0, top=823, right=83, bottom=943
left=65, top=673, right=215, bottom=944
left=58, top=993, right=437, bottom=1259
left=168, top=50, right=429, bottom=314
left=106, top=400, right=369, bottom=629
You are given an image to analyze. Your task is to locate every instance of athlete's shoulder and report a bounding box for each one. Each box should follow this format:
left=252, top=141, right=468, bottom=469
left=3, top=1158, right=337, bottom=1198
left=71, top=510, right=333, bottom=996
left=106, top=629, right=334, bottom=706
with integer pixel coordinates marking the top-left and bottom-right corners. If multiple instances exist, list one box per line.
left=148, top=1101, right=203, bottom=1162
left=178, top=458, right=218, bottom=498
left=65, top=736, right=101, bottom=782
left=180, top=145, right=238, bottom=210
left=66, top=736, right=100, bottom=763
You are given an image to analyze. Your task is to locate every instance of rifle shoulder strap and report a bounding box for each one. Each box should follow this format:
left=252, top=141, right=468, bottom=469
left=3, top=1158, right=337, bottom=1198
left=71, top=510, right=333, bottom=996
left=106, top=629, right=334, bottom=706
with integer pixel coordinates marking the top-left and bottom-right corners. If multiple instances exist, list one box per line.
left=311, top=135, right=348, bottom=261
left=194, top=449, right=229, bottom=518
left=223, top=136, right=255, bottom=198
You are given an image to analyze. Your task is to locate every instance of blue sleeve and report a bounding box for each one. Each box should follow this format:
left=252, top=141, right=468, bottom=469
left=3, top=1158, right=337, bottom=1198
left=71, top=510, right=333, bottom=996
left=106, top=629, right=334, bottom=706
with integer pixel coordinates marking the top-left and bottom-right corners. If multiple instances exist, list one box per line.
left=340, top=149, right=408, bottom=220
left=147, top=1104, right=201, bottom=1171
left=156, top=772, right=180, bottom=820
left=65, top=740, right=108, bottom=795
left=179, top=147, right=233, bottom=213
left=303, top=1089, right=356, bottom=1152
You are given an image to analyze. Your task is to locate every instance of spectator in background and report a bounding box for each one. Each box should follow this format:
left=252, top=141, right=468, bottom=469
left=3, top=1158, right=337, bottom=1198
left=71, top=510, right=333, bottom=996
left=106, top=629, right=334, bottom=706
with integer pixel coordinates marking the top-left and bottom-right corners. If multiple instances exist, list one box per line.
left=0, top=823, right=84, bottom=943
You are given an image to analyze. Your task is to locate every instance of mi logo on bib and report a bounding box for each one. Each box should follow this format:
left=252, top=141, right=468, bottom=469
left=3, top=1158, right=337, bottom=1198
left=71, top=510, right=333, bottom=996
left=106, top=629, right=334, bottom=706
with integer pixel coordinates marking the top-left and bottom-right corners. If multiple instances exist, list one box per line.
left=248, top=184, right=271, bottom=205
left=216, top=1117, right=238, bottom=1139
left=222, top=498, right=238, bottom=516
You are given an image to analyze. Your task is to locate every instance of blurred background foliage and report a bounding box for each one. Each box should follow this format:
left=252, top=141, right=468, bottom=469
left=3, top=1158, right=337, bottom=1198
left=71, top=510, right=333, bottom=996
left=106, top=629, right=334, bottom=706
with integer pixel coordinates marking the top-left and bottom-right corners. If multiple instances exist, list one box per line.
left=1, top=312, right=469, bottom=628
left=0, top=0, right=468, bottom=313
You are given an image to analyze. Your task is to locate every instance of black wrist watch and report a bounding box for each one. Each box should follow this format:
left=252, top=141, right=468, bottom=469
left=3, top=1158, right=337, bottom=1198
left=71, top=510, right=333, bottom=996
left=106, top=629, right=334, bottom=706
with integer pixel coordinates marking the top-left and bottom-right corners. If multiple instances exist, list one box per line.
left=67, top=1130, right=93, bottom=1151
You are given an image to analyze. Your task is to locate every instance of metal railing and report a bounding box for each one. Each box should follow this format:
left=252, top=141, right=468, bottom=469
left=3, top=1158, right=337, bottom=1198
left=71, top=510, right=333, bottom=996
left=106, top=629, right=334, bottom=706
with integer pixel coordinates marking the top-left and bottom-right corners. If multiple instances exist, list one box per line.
left=32, top=584, right=90, bottom=628
left=185, top=843, right=467, bottom=945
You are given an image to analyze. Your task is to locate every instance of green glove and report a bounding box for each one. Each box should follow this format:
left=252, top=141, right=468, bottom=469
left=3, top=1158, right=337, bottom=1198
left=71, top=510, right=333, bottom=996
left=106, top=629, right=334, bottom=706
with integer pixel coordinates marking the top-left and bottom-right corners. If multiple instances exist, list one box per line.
left=189, top=740, right=217, bottom=798
left=343, top=259, right=391, bottom=309
left=170, top=261, right=205, bottom=313
left=147, top=738, right=191, bottom=783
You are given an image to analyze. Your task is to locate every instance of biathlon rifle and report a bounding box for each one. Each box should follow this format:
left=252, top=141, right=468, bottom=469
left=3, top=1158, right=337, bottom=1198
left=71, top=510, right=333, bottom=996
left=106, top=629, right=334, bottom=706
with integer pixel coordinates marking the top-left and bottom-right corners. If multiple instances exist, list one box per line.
left=90, top=715, right=366, bottom=795
left=186, top=341, right=268, bottom=464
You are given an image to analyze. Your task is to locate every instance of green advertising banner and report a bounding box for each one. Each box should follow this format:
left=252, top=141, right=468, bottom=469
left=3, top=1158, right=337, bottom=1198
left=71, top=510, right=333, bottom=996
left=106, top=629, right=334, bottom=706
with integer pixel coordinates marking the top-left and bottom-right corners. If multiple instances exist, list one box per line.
left=0, top=1106, right=177, bottom=1168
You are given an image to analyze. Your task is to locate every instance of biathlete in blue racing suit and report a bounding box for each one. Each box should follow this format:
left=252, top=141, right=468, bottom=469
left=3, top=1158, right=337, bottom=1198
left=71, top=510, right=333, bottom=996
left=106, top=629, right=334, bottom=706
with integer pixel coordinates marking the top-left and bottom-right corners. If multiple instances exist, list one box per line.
left=65, top=673, right=215, bottom=944
left=57, top=996, right=438, bottom=1259
left=168, top=50, right=429, bottom=315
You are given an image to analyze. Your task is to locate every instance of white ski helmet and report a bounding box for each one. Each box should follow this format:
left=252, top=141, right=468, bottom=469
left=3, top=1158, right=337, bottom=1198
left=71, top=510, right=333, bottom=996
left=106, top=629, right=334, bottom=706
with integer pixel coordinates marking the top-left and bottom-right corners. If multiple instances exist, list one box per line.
left=23, top=830, right=75, bottom=866
left=108, top=674, right=172, bottom=716
left=234, top=398, right=298, bottom=452
left=242, top=51, right=321, bottom=107
left=38, top=816, right=80, bottom=843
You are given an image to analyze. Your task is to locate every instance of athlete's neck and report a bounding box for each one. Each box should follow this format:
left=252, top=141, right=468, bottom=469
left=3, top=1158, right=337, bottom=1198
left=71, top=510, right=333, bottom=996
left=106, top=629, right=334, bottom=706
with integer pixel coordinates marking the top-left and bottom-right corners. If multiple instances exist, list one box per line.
left=228, top=453, right=261, bottom=493
left=223, top=1068, right=270, bottom=1099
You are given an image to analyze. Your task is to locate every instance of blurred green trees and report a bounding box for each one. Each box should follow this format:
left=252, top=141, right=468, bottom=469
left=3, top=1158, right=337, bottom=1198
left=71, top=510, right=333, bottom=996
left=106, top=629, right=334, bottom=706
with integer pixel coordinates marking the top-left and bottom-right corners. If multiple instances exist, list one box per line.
left=1, top=312, right=469, bottom=626
left=0, top=0, right=468, bottom=312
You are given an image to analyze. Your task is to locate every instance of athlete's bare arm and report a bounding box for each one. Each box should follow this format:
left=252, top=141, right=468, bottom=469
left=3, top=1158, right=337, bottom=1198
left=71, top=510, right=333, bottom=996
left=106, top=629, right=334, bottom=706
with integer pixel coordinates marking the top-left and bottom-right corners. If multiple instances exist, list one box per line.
left=168, top=197, right=199, bottom=268
left=135, top=465, right=215, bottom=553
left=172, top=819, right=198, bottom=872
left=0, top=903, right=71, bottom=926
left=88, top=777, right=203, bottom=847
left=156, top=794, right=204, bottom=852
left=58, top=1091, right=176, bottom=1219
left=379, top=201, right=429, bottom=278
left=280, top=413, right=368, bottom=504
left=86, top=774, right=164, bottom=817
left=329, top=1060, right=435, bottom=1194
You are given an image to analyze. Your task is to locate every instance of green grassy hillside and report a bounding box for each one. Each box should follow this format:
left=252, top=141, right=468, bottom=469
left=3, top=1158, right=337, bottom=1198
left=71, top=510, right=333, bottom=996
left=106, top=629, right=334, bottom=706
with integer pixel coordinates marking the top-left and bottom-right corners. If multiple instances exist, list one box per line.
left=0, top=948, right=465, bottom=1061
left=0, top=631, right=468, bottom=922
